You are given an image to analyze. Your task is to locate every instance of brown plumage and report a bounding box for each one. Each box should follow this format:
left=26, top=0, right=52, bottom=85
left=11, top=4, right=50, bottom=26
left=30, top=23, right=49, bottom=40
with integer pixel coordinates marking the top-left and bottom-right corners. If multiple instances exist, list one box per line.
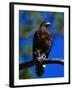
left=33, top=21, right=52, bottom=76
left=33, top=21, right=52, bottom=59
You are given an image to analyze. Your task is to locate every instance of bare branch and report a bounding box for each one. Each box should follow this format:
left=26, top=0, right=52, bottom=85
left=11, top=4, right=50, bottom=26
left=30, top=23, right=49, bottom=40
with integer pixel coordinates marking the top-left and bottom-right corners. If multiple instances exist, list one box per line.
left=19, top=58, right=64, bottom=70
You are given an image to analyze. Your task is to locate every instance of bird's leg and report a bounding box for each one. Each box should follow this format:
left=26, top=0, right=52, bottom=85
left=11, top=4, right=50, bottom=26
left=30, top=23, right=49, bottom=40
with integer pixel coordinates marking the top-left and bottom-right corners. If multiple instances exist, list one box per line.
left=41, top=53, right=46, bottom=68
left=36, top=50, right=43, bottom=65
left=37, top=50, right=40, bottom=57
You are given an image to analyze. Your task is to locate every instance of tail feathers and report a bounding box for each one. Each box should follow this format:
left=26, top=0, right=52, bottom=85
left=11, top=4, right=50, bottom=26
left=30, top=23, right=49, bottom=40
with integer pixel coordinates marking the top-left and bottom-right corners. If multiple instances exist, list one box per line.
left=35, top=65, right=44, bottom=77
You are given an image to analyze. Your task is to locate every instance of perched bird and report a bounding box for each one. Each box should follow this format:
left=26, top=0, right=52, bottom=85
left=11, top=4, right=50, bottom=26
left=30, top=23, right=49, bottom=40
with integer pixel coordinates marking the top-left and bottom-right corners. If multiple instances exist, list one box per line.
left=33, top=21, right=52, bottom=76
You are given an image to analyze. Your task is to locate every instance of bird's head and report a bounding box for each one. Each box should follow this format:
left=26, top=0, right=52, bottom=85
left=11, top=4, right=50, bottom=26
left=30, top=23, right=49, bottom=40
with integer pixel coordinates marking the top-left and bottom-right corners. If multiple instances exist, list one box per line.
left=40, top=21, right=51, bottom=32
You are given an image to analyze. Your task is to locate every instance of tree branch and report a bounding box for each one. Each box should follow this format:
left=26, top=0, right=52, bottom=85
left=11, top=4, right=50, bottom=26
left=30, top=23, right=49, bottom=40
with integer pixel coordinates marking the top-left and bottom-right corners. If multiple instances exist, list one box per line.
left=19, top=58, right=64, bottom=70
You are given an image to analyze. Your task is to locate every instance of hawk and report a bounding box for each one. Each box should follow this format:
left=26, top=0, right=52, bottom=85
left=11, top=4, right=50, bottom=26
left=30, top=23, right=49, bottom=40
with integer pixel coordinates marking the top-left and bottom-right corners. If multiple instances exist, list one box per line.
left=33, top=21, right=52, bottom=76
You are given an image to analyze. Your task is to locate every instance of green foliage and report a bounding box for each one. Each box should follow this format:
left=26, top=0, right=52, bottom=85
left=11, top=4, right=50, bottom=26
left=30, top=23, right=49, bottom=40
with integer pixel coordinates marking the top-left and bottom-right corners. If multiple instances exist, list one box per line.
left=19, top=11, right=42, bottom=39
left=54, top=13, right=64, bottom=35
left=31, top=11, right=42, bottom=25
left=19, top=27, right=31, bottom=38
left=20, top=44, right=32, bottom=56
left=19, top=68, right=34, bottom=79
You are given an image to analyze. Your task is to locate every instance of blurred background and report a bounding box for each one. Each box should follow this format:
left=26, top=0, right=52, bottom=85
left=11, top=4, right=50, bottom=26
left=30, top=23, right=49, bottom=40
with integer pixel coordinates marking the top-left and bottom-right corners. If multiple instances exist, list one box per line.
left=19, top=10, right=64, bottom=79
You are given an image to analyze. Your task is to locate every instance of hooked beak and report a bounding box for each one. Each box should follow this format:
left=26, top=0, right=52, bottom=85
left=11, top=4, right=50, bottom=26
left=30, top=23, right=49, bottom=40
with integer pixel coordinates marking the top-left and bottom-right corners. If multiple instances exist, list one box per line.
left=45, top=22, right=51, bottom=25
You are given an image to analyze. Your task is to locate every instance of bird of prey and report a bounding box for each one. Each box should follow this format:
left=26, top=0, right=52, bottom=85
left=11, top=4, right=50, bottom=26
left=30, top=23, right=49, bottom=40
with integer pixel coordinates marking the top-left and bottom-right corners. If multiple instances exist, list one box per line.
left=33, top=21, right=52, bottom=76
